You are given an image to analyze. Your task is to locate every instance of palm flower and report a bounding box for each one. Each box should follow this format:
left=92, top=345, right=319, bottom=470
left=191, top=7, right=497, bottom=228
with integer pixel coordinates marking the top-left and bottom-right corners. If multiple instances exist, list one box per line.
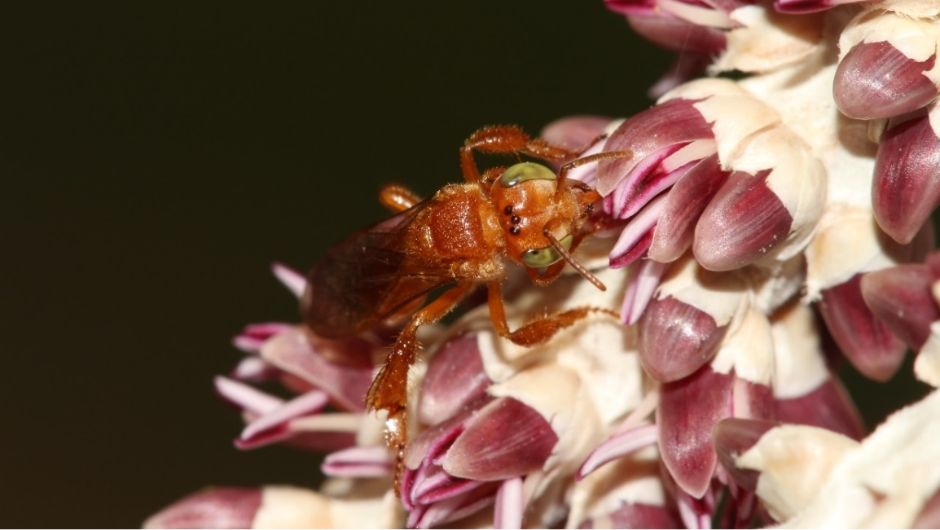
left=148, top=1, right=940, bottom=527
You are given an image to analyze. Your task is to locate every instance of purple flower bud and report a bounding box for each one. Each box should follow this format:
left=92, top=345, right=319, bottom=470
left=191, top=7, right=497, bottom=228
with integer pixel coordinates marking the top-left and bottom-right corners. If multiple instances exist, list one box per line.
left=774, top=375, right=866, bottom=441
left=402, top=397, right=558, bottom=527
left=579, top=503, right=680, bottom=529
left=774, top=0, right=870, bottom=14
left=144, top=487, right=262, bottom=529
left=648, top=153, right=727, bottom=263
left=861, top=263, right=940, bottom=350
left=657, top=366, right=773, bottom=498
left=713, top=418, right=778, bottom=492
left=873, top=112, right=940, bottom=244
left=541, top=115, right=612, bottom=152
left=818, top=274, right=907, bottom=382
left=606, top=0, right=732, bottom=54
left=627, top=13, right=727, bottom=55
left=419, top=333, right=491, bottom=425
left=260, top=328, right=374, bottom=412
left=693, top=169, right=793, bottom=271
left=639, top=296, right=727, bottom=382
left=597, top=99, right=714, bottom=201
left=834, top=42, right=938, bottom=120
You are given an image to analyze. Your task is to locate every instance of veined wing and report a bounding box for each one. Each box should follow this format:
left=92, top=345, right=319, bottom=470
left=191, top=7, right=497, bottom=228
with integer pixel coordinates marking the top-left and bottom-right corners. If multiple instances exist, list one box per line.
left=302, top=202, right=453, bottom=338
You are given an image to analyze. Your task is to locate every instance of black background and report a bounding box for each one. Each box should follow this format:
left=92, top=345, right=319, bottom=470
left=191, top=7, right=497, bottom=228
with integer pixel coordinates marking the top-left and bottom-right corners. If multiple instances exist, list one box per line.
left=2, top=2, right=929, bottom=527
left=2, top=2, right=669, bottom=527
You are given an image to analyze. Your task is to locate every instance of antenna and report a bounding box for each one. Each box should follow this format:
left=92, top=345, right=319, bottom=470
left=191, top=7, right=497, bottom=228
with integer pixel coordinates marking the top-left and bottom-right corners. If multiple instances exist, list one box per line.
left=544, top=231, right=607, bottom=292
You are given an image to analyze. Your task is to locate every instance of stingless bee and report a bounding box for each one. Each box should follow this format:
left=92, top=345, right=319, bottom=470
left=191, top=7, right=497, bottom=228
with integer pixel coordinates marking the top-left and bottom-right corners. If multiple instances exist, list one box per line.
left=300, top=125, right=630, bottom=484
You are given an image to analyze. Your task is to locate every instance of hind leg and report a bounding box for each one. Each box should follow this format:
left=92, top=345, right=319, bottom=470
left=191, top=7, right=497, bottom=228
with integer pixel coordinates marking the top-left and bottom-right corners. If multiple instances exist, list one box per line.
left=366, top=282, right=476, bottom=493
left=379, top=183, right=423, bottom=213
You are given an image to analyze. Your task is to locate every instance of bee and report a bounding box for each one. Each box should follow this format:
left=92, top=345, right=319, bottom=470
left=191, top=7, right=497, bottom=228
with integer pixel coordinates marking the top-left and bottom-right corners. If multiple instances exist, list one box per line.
left=301, top=125, right=630, bottom=481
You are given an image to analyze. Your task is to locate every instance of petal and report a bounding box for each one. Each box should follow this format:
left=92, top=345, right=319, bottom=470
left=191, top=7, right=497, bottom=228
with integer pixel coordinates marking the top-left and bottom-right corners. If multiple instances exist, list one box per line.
left=648, top=153, right=726, bottom=263
left=214, top=376, right=282, bottom=415
left=271, top=262, right=307, bottom=298
left=144, top=487, right=262, bottom=529
left=238, top=390, right=329, bottom=445
left=834, top=42, right=937, bottom=120
left=735, top=425, right=859, bottom=522
left=648, top=53, right=712, bottom=99
left=408, top=482, right=499, bottom=529
left=410, top=466, right=481, bottom=506
left=609, top=195, right=667, bottom=268
left=693, top=170, right=793, bottom=271
left=626, top=13, right=727, bottom=55
left=914, top=488, right=940, bottom=529
left=419, top=333, right=492, bottom=426
left=611, top=503, right=681, bottom=529
left=261, top=328, right=374, bottom=411
left=861, top=264, right=940, bottom=349
left=493, top=477, right=525, bottom=529
left=596, top=98, right=714, bottom=196
left=577, top=422, right=659, bottom=479
left=443, top=397, right=558, bottom=482
left=774, top=375, right=866, bottom=441
left=620, top=259, right=669, bottom=325
left=540, top=115, right=612, bottom=152
left=639, top=296, right=726, bottom=382
left=231, top=356, right=280, bottom=382
left=657, top=366, right=734, bottom=498
left=818, top=274, right=907, bottom=382
left=232, top=322, right=293, bottom=353
left=873, top=113, right=940, bottom=244
left=713, top=418, right=778, bottom=492
left=774, top=0, right=868, bottom=13
left=321, top=445, right=391, bottom=478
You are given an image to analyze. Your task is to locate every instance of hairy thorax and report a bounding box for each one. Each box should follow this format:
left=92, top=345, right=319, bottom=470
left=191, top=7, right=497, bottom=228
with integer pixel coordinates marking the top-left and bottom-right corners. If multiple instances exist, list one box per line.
left=408, top=183, right=506, bottom=282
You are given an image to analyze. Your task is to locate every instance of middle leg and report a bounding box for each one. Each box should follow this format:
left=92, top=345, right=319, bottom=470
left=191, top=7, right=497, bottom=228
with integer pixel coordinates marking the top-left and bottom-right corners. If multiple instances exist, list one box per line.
left=486, top=281, right=617, bottom=346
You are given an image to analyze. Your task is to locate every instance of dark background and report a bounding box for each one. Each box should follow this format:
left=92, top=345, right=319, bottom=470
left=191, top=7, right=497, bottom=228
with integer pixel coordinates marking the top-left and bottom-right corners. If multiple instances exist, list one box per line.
left=1, top=2, right=670, bottom=527
left=2, top=2, right=929, bottom=528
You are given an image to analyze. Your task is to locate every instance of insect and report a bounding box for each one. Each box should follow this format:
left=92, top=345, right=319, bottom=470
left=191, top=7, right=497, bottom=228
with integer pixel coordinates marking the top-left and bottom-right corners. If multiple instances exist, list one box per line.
left=300, top=125, right=631, bottom=484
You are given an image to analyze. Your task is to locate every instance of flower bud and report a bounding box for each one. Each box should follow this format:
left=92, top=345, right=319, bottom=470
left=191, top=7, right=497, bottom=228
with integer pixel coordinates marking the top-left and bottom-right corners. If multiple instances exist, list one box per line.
left=861, top=263, right=940, bottom=350
left=773, top=0, right=868, bottom=14
left=418, top=333, right=491, bottom=426
left=638, top=257, right=741, bottom=382
left=835, top=42, right=937, bottom=120
left=873, top=108, right=940, bottom=244
left=770, top=303, right=865, bottom=439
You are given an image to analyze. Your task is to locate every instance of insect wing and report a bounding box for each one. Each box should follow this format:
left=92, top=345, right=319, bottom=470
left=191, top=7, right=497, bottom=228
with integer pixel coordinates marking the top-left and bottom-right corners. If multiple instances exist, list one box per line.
left=302, top=203, right=450, bottom=338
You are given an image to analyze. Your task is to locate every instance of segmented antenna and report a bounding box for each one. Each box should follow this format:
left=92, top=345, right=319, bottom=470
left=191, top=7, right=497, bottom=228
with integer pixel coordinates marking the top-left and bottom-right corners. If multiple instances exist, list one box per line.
left=544, top=231, right=607, bottom=291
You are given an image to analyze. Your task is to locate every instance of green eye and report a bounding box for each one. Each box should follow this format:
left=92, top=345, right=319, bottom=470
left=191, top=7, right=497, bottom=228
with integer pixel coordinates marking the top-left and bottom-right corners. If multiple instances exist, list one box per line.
left=522, top=234, right=573, bottom=268
left=499, top=162, right=556, bottom=187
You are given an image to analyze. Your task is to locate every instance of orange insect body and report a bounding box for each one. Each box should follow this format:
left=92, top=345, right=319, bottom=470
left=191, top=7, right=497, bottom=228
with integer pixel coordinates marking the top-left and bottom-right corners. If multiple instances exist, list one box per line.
left=300, top=125, right=630, bottom=489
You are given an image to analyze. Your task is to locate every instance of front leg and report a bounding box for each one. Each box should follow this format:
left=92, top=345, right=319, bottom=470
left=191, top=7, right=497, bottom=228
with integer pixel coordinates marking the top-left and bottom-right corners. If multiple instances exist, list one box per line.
left=486, top=281, right=617, bottom=346
left=365, top=282, right=476, bottom=493
left=460, top=125, right=579, bottom=183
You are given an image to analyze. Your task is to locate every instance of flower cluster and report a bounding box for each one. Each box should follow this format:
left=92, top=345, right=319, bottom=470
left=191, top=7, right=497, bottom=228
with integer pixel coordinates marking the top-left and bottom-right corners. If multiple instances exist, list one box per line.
left=148, top=1, right=940, bottom=528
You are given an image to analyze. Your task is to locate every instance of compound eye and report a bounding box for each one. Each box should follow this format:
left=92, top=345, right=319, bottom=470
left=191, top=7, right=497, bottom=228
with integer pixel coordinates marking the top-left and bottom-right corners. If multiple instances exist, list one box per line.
left=521, top=234, right=573, bottom=268
left=499, top=162, right=556, bottom=188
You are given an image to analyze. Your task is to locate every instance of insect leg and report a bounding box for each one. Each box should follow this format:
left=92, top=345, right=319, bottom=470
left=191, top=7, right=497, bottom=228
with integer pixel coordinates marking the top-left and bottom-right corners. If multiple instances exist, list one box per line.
left=487, top=281, right=617, bottom=346
left=556, top=150, right=633, bottom=190
left=460, top=125, right=579, bottom=183
left=366, top=281, right=476, bottom=493
left=379, top=183, right=423, bottom=213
